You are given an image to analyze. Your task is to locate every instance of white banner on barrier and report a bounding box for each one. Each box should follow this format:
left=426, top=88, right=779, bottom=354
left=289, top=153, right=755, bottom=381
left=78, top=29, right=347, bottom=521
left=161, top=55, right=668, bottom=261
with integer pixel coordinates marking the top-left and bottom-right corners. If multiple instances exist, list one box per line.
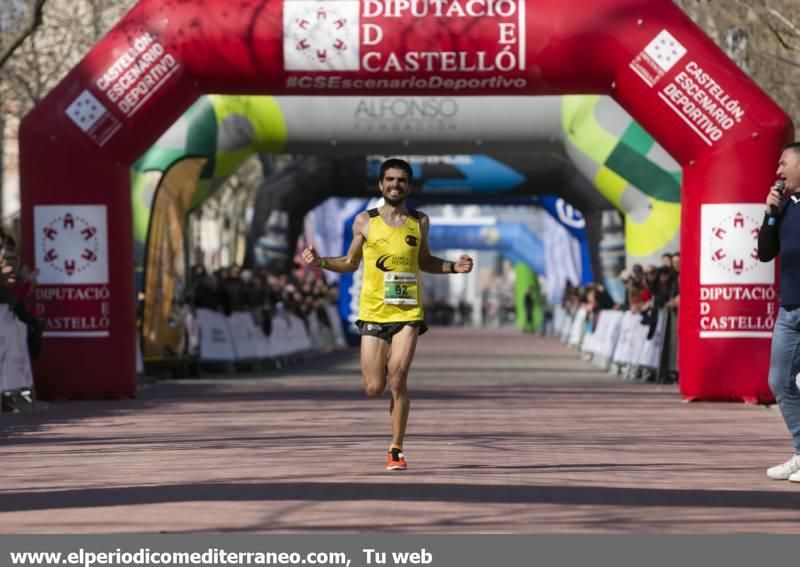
left=555, top=306, right=573, bottom=342
left=306, top=311, right=325, bottom=351
left=193, top=305, right=342, bottom=366
left=185, top=308, right=200, bottom=356
left=288, top=314, right=314, bottom=354
left=266, top=309, right=313, bottom=356
left=269, top=313, right=292, bottom=356
left=0, top=314, right=32, bottom=392
left=608, top=309, right=668, bottom=370
left=598, top=311, right=624, bottom=362
left=0, top=306, right=33, bottom=392
left=251, top=315, right=272, bottom=359
left=8, top=320, right=33, bottom=390
left=567, top=308, right=588, bottom=347
left=136, top=333, right=144, bottom=375
left=0, top=306, right=14, bottom=392
left=197, top=308, right=236, bottom=362
left=326, top=305, right=347, bottom=347
left=635, top=309, right=668, bottom=368
left=227, top=312, right=265, bottom=360
left=611, top=311, right=638, bottom=366
left=582, top=310, right=624, bottom=360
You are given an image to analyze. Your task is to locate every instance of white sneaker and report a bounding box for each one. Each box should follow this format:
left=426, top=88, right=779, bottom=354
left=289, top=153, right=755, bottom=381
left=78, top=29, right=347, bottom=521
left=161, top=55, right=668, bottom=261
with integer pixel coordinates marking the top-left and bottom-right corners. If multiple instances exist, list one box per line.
left=766, top=455, right=800, bottom=480
left=789, top=470, right=800, bottom=483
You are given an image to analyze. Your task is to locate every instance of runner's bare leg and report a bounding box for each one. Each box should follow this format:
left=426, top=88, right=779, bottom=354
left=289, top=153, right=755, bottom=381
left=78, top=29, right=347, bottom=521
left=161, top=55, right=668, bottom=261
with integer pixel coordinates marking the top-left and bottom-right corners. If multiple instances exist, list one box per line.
left=387, top=325, right=420, bottom=448
left=360, top=335, right=390, bottom=397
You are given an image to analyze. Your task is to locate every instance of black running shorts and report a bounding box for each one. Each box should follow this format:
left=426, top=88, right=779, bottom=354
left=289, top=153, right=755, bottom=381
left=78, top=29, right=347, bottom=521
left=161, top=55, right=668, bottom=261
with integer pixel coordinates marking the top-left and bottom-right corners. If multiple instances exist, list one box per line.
left=355, top=320, right=429, bottom=343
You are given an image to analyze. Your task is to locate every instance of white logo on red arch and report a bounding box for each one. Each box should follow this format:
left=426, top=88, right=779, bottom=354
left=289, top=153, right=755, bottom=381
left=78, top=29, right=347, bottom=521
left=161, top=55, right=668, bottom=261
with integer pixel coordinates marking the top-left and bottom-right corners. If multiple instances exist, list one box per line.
left=34, top=205, right=109, bottom=285
left=630, top=29, right=687, bottom=87
left=284, top=0, right=360, bottom=71
left=65, top=90, right=108, bottom=133
left=700, top=204, right=773, bottom=285
left=64, top=89, right=122, bottom=146
left=644, top=30, right=686, bottom=73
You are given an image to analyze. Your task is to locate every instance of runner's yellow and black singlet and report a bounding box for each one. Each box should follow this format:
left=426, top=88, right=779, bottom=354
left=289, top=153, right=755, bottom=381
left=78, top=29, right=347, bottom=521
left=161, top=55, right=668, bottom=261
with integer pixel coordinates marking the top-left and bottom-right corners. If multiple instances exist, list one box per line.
left=358, top=208, right=424, bottom=323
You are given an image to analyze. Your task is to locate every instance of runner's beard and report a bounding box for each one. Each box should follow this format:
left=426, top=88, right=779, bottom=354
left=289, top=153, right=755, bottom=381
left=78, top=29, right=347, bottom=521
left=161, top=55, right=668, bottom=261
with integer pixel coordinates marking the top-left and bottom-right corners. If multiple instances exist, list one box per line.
left=384, top=192, right=406, bottom=206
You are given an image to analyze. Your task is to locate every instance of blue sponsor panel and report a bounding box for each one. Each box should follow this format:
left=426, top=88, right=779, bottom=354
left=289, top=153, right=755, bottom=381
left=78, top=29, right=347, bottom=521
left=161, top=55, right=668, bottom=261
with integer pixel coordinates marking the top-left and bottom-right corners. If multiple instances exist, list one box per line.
left=367, top=155, right=525, bottom=194
left=535, top=195, right=593, bottom=284
left=426, top=222, right=545, bottom=276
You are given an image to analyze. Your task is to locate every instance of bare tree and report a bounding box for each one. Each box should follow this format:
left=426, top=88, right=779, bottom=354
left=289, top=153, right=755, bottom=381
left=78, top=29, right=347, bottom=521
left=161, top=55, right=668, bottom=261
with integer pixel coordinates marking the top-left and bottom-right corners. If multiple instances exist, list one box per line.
left=674, top=0, right=800, bottom=128
left=0, top=0, right=48, bottom=70
left=2, top=0, right=137, bottom=112
left=1, top=0, right=137, bottom=227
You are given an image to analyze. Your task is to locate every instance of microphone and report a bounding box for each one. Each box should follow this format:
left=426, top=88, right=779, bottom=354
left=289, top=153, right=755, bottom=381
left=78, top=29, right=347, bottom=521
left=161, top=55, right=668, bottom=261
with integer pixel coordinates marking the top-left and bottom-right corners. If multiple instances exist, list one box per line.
left=767, top=179, right=785, bottom=226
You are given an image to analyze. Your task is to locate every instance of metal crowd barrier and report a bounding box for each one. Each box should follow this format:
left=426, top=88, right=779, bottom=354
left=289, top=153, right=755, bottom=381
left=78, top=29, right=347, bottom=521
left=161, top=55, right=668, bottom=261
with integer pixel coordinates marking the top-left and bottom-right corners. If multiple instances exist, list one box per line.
left=195, top=304, right=347, bottom=372
left=1, top=304, right=349, bottom=412
left=553, top=306, right=677, bottom=383
left=0, top=304, right=34, bottom=413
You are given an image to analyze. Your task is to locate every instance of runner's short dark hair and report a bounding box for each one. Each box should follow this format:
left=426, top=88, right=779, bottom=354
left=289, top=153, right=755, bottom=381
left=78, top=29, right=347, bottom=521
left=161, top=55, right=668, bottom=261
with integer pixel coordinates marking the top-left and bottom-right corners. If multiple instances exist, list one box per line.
left=378, top=158, right=413, bottom=183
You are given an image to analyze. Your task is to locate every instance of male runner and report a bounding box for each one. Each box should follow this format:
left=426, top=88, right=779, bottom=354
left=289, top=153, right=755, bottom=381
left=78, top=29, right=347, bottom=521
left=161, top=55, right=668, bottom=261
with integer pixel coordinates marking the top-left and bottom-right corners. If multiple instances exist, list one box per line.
left=302, top=158, right=474, bottom=470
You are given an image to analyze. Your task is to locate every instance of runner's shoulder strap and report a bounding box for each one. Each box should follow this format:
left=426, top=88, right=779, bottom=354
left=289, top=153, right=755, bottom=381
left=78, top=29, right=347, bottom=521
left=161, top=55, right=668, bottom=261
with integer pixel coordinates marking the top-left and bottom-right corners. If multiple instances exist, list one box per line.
left=368, top=208, right=420, bottom=219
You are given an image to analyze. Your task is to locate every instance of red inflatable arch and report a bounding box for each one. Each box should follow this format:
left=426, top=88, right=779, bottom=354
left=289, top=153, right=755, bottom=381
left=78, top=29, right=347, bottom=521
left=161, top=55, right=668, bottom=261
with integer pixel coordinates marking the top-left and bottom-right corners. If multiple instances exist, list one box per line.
left=20, top=0, right=792, bottom=401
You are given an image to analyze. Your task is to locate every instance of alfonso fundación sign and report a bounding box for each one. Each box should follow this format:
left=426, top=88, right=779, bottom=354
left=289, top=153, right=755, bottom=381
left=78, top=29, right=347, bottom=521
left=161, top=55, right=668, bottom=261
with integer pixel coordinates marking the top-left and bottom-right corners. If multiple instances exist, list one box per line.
left=34, top=206, right=111, bottom=338
left=699, top=204, right=776, bottom=339
left=283, top=0, right=527, bottom=91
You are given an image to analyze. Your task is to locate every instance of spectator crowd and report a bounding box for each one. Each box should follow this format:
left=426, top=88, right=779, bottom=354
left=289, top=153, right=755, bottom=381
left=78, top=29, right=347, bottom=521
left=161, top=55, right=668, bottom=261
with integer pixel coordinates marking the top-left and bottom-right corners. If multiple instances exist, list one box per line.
left=560, top=252, right=681, bottom=382
left=0, top=234, right=43, bottom=360
left=186, top=264, right=339, bottom=338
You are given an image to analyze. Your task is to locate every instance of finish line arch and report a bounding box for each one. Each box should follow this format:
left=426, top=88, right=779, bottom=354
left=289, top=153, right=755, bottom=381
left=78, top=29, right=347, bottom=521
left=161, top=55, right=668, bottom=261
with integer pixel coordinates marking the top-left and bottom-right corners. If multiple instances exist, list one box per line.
left=20, top=0, right=792, bottom=402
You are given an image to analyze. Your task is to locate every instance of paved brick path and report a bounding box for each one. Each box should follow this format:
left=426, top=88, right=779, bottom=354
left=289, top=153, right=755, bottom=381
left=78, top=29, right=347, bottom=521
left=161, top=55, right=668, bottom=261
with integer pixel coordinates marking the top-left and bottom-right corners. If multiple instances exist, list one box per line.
left=2, top=327, right=800, bottom=533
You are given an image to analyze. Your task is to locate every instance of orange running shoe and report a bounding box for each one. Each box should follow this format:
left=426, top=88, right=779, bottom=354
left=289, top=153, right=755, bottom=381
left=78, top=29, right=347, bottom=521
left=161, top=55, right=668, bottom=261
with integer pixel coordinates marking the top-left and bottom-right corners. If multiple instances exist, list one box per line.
left=386, top=449, right=407, bottom=471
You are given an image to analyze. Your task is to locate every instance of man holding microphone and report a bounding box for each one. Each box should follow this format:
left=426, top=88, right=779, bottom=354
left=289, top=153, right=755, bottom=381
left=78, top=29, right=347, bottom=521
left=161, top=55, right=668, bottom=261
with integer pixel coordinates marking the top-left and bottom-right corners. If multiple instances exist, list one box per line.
left=759, top=142, right=800, bottom=482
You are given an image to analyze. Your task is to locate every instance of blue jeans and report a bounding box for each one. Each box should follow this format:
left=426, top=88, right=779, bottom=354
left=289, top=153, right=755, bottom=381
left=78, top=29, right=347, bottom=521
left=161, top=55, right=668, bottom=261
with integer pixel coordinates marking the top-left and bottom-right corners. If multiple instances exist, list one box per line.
left=768, top=307, right=800, bottom=453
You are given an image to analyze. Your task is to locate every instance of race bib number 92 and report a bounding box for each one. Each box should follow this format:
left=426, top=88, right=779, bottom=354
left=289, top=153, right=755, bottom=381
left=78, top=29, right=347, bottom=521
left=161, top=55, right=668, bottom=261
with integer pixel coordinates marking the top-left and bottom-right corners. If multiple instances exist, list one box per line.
left=383, top=272, right=418, bottom=305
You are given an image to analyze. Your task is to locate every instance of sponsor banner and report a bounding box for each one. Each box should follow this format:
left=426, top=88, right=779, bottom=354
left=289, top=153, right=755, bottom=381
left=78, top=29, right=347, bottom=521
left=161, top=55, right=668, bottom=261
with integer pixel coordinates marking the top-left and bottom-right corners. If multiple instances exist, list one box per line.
left=35, top=285, right=112, bottom=338
left=353, top=97, right=460, bottom=134
left=699, top=204, right=776, bottom=339
left=0, top=305, right=34, bottom=391
left=34, top=206, right=111, bottom=338
left=197, top=308, right=236, bottom=362
left=64, top=32, right=181, bottom=145
left=283, top=0, right=527, bottom=91
left=541, top=213, right=582, bottom=304
left=630, top=29, right=745, bottom=146
left=537, top=195, right=586, bottom=232
left=276, top=96, right=563, bottom=148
